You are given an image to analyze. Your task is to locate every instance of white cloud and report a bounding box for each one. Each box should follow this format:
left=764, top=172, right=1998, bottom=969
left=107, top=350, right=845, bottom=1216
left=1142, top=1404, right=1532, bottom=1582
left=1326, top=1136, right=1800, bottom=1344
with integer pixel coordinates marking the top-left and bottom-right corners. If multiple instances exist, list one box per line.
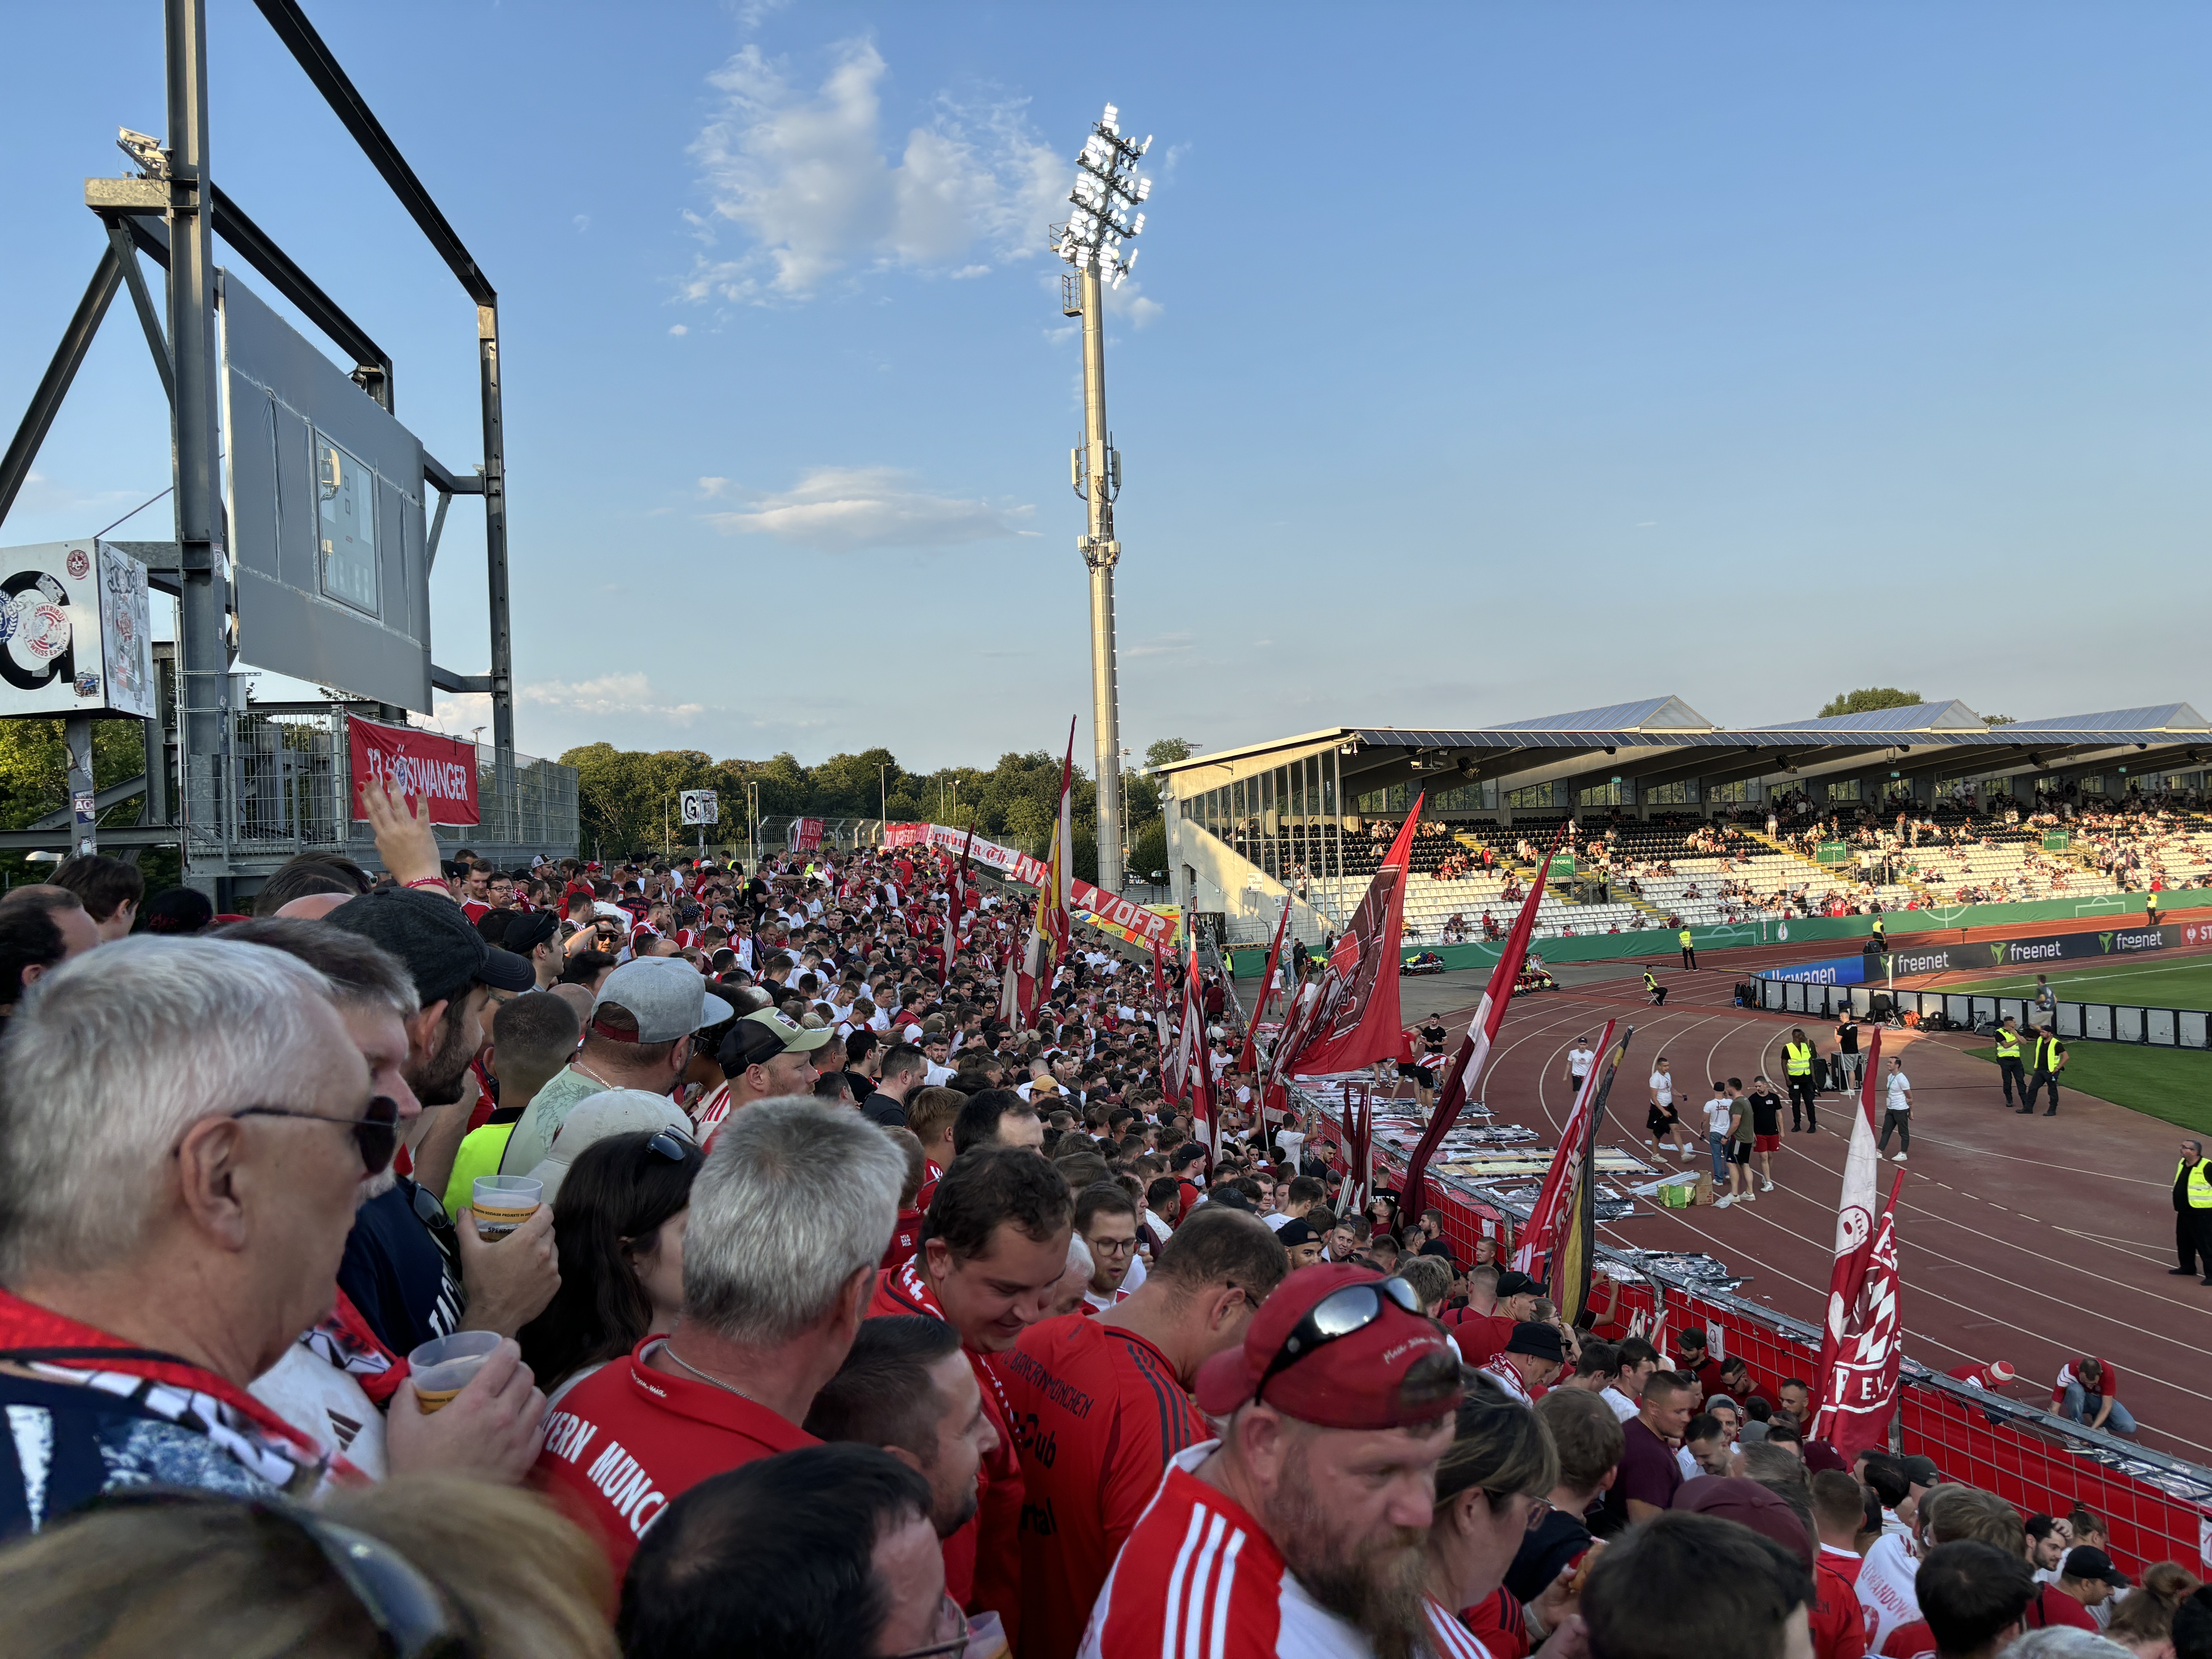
left=573, top=213, right=591, bottom=233
left=681, top=39, right=1068, bottom=303
left=702, top=465, right=1036, bottom=553
left=526, top=673, right=707, bottom=724
left=668, top=323, right=689, bottom=336
left=1126, top=632, right=1194, bottom=659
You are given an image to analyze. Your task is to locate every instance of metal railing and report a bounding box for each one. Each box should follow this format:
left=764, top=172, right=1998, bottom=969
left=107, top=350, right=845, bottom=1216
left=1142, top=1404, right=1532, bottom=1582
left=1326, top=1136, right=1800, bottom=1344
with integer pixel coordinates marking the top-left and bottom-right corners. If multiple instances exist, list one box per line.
left=1291, top=1082, right=2212, bottom=1567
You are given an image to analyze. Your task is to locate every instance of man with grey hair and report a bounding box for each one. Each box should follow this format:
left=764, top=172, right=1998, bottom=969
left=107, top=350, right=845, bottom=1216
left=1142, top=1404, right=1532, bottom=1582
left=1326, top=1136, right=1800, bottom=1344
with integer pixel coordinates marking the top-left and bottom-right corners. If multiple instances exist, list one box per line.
left=535, top=1094, right=904, bottom=1577
left=0, top=937, right=381, bottom=1526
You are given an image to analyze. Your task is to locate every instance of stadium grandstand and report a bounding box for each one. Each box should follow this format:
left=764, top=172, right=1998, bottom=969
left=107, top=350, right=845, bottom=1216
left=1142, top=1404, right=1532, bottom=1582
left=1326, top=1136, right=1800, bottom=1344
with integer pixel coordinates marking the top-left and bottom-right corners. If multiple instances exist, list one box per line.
left=1157, top=696, right=2212, bottom=945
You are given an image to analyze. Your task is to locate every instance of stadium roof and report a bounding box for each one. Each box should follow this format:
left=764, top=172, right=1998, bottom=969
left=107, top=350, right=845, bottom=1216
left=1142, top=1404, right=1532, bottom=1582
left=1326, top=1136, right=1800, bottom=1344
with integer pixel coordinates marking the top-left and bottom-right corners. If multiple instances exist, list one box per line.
left=1153, top=696, right=2212, bottom=802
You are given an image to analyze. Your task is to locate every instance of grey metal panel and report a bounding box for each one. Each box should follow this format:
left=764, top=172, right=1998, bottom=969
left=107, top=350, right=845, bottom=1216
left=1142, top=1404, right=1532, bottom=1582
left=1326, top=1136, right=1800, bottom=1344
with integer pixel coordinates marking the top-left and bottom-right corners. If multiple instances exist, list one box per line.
left=2084, top=1006, right=2112, bottom=1041
left=2056, top=1003, right=2081, bottom=1039
left=1998, top=998, right=2027, bottom=1026
left=220, top=271, right=430, bottom=711
left=2116, top=1006, right=2144, bottom=1042
left=2181, top=1012, right=2208, bottom=1050
left=1970, top=996, right=1995, bottom=1028
left=2147, top=1009, right=2176, bottom=1046
left=1944, top=994, right=1970, bottom=1025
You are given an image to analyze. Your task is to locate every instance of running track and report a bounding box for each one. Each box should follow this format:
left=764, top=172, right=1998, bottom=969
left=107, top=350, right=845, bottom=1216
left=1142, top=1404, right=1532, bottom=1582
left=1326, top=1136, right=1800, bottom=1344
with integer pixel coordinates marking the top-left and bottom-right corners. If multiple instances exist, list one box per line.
left=1399, top=927, right=2212, bottom=1463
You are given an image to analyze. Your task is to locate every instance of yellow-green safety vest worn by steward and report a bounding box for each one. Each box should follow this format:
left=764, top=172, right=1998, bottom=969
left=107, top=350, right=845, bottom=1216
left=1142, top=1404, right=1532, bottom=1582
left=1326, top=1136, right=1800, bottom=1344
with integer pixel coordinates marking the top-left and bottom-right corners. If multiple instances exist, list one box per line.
left=1644, top=970, right=1658, bottom=989
left=2181, top=1159, right=2212, bottom=1209
left=1680, top=931, right=1693, bottom=949
left=1995, top=1029, right=2021, bottom=1061
left=1784, top=1041, right=1814, bottom=1077
left=2033, top=1035, right=2061, bottom=1072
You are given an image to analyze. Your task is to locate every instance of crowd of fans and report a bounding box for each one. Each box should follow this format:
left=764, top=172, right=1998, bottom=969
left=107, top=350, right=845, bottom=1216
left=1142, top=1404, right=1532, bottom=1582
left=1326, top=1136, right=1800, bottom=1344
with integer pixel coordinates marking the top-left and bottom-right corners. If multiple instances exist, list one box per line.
left=1, top=785, right=2207, bottom=1659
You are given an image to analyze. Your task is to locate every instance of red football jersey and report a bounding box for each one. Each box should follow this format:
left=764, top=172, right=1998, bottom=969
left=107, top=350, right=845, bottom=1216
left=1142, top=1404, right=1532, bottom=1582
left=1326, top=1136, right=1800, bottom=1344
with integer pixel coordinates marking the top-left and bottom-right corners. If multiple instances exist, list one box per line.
left=870, top=1259, right=1024, bottom=1648
left=532, top=1335, right=815, bottom=1577
left=1080, top=1443, right=1376, bottom=1657
left=881, top=1208, right=922, bottom=1269
left=1002, top=1314, right=1209, bottom=1659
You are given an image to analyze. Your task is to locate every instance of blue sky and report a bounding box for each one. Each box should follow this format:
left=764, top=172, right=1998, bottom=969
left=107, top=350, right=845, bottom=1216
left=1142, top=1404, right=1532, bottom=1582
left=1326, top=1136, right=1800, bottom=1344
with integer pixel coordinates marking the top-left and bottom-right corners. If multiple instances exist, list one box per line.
left=3, top=2, right=2208, bottom=768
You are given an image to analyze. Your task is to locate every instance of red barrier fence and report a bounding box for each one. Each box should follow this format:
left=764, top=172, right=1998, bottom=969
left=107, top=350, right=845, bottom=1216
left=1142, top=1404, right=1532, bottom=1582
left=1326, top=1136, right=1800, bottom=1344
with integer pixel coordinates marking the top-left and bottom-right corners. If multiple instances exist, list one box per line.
left=1298, top=1088, right=2212, bottom=1575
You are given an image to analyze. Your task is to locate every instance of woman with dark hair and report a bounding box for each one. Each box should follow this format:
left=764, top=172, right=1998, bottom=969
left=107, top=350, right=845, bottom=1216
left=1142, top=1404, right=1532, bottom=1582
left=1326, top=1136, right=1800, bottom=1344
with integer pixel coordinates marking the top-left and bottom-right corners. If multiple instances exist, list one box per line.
left=519, top=1129, right=702, bottom=1405
left=1424, top=1374, right=1566, bottom=1657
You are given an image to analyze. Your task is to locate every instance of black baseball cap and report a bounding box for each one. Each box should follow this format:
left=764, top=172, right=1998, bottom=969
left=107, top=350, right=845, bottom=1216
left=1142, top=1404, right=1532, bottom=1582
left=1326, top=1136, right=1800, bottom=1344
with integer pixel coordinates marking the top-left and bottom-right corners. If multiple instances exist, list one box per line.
left=1496, top=1270, right=1541, bottom=1299
left=1275, top=1218, right=1321, bottom=1248
left=2062, top=1547, right=2128, bottom=1588
left=1506, top=1321, right=1565, bottom=1362
left=328, top=888, right=534, bottom=1006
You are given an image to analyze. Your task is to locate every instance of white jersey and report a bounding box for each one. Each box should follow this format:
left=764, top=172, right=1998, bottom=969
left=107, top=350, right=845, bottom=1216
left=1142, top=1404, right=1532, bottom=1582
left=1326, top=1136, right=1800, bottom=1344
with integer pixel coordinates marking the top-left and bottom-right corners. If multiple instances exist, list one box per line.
left=1080, top=1441, right=1382, bottom=1658
left=1855, top=1531, right=1921, bottom=1654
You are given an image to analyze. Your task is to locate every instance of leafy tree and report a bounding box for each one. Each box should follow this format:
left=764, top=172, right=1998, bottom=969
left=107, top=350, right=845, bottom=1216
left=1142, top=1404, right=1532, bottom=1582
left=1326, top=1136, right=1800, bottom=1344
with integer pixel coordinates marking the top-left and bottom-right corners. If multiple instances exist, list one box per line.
left=1817, top=688, right=1922, bottom=719
left=0, top=717, right=153, bottom=890
left=1982, top=713, right=2014, bottom=727
left=1129, top=815, right=1168, bottom=883
left=1144, top=737, right=1195, bottom=768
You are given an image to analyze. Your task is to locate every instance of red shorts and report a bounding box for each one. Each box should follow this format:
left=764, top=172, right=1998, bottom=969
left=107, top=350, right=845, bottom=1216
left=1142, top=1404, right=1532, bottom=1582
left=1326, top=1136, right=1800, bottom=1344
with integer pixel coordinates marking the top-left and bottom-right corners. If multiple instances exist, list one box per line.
left=1753, top=1133, right=1782, bottom=1153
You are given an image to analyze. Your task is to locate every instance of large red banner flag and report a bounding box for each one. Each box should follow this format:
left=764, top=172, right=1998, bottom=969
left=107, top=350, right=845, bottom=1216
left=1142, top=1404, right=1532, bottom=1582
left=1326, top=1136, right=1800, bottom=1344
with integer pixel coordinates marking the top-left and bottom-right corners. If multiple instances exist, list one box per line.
left=348, top=716, right=479, bottom=826
left=1512, top=1021, right=1630, bottom=1321
left=939, top=824, right=975, bottom=988
left=1813, top=1168, right=1908, bottom=1460
left=1014, top=718, right=1078, bottom=1027
left=1185, top=935, right=1218, bottom=1156
left=1814, top=1028, right=1889, bottom=1429
left=1286, top=800, right=1424, bottom=1078
left=1237, top=894, right=1295, bottom=1075
left=1402, top=819, right=1569, bottom=1223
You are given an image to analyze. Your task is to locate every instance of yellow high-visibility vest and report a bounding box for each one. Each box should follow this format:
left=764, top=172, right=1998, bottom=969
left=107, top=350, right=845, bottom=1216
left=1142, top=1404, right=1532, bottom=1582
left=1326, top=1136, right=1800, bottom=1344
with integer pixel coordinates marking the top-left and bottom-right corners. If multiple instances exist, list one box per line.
left=1784, top=1041, right=1814, bottom=1077
left=2181, top=1159, right=2212, bottom=1209
left=1995, top=1029, right=2021, bottom=1060
left=1679, top=930, right=1693, bottom=949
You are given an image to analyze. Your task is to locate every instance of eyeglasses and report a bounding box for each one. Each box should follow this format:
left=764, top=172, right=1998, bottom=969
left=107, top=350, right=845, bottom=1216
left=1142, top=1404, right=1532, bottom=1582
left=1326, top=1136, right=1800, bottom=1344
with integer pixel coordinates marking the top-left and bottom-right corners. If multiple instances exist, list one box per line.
left=1487, top=1491, right=1554, bottom=1533
left=886, top=1593, right=971, bottom=1659
left=85, top=1489, right=479, bottom=1657
left=226, top=1097, right=404, bottom=1176
left=646, top=1129, right=698, bottom=1163
left=1257, top=1276, right=1423, bottom=1399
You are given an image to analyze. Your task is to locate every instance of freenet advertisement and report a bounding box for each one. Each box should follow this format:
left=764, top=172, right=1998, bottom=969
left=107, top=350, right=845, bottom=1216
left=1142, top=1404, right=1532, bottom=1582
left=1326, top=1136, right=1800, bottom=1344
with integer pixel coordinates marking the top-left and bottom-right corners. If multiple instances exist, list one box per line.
left=1761, top=924, right=2175, bottom=986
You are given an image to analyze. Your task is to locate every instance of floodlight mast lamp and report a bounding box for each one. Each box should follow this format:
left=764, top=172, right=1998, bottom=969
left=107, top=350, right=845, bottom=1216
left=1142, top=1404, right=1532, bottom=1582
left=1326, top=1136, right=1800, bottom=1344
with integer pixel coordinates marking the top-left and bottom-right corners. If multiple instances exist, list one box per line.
left=1053, top=102, right=1151, bottom=893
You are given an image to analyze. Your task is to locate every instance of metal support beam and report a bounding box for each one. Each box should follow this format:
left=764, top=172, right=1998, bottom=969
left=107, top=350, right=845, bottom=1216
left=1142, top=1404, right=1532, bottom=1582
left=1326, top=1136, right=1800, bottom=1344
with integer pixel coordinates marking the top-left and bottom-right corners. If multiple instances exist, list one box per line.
left=0, top=246, right=121, bottom=526
left=28, top=772, right=148, bottom=831
left=424, top=486, right=451, bottom=571
left=479, top=304, right=514, bottom=766
left=208, top=183, right=391, bottom=409
left=105, top=222, right=174, bottom=401
left=64, top=716, right=97, bottom=856
left=168, top=0, right=233, bottom=899
left=422, top=452, right=484, bottom=495
left=431, top=666, right=490, bottom=694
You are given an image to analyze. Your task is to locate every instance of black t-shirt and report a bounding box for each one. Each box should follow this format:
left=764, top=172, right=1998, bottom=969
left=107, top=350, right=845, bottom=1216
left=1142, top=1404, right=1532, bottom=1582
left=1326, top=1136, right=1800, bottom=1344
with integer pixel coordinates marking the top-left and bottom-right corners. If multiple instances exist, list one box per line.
left=1749, top=1089, right=1783, bottom=1135
left=1506, top=1506, right=1597, bottom=1603
left=1419, top=1021, right=1446, bottom=1056
left=1837, top=1020, right=1860, bottom=1054
left=861, top=1091, right=908, bottom=1129
left=337, top=1179, right=464, bottom=1356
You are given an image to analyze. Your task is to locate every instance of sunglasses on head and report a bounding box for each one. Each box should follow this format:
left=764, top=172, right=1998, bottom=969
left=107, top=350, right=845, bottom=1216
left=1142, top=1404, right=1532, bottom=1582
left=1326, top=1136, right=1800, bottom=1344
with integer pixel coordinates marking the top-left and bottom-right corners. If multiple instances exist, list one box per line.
left=1257, top=1275, right=1423, bottom=1400
left=86, top=1487, right=478, bottom=1657
left=223, top=1097, right=404, bottom=1176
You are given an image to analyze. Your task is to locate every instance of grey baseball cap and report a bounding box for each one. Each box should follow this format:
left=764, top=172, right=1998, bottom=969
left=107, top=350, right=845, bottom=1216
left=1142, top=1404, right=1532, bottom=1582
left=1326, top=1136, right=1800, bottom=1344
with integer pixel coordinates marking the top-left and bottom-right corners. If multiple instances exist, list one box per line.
left=589, top=956, right=733, bottom=1043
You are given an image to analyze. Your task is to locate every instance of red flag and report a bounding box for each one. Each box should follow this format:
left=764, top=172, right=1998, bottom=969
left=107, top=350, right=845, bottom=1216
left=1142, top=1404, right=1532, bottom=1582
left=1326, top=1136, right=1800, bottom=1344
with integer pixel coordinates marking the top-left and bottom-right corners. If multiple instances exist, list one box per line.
left=1812, top=1168, right=1907, bottom=1460
left=1814, top=1029, right=1889, bottom=1419
left=1285, top=800, right=1424, bottom=1077
left=1185, top=938, right=1217, bottom=1156
left=1014, top=718, right=1078, bottom=1027
left=1237, top=894, right=1294, bottom=1076
left=939, top=824, right=974, bottom=989
left=1403, top=819, right=1570, bottom=1223
left=1512, top=1019, right=1625, bottom=1288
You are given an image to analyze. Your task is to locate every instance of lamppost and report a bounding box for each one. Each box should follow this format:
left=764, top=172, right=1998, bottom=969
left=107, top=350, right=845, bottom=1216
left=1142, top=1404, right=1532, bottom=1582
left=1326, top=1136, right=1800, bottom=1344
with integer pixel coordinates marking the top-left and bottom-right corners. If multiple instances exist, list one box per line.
left=1053, top=102, right=1153, bottom=897
left=879, top=763, right=892, bottom=839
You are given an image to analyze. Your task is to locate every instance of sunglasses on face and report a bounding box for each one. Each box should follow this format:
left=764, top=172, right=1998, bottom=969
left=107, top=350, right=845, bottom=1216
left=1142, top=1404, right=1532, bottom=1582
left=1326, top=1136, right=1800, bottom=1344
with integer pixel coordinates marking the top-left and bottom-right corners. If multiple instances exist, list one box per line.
left=225, top=1097, right=405, bottom=1176
left=1258, top=1275, right=1423, bottom=1400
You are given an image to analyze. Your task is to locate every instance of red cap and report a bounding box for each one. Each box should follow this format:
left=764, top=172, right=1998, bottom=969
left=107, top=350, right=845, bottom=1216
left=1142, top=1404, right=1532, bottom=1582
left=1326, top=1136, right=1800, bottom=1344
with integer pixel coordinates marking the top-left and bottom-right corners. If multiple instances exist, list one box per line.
left=1194, top=1263, right=1463, bottom=1431
left=1985, top=1361, right=2016, bottom=1384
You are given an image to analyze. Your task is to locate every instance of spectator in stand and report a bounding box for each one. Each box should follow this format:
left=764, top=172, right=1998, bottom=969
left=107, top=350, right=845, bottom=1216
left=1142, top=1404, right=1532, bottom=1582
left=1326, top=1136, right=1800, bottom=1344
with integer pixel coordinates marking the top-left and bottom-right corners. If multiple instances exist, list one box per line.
left=1604, top=1336, right=1661, bottom=1422
left=2053, top=1357, right=2136, bottom=1437
left=952, top=1088, right=1046, bottom=1154
left=1073, top=1179, right=1145, bottom=1310
left=1275, top=1215, right=1326, bottom=1268
left=251, top=851, right=373, bottom=917
left=1583, top=1510, right=1814, bottom=1659
left=692, top=1005, right=831, bottom=1143
left=805, top=1315, right=999, bottom=1542
left=1604, top=1369, right=1694, bottom=1527
left=1425, top=1377, right=1573, bottom=1659
left=862, top=1042, right=927, bottom=1129
left=905, top=1086, right=963, bottom=1209
left=0, top=1475, right=617, bottom=1659
left=502, top=956, right=734, bottom=1174
left=1509, top=1387, right=1625, bottom=1605
left=2056, top=1550, right=2130, bottom=1623
left=617, top=1444, right=960, bottom=1659
left=535, top=1096, right=902, bottom=1577
left=1812, top=1470, right=1869, bottom=1583
left=1004, top=1206, right=1288, bottom=1659
left=1909, top=1539, right=2041, bottom=1659
left=2105, top=1562, right=2205, bottom=1657
left=443, top=990, right=583, bottom=1212
left=0, top=884, right=100, bottom=1029
left=49, top=852, right=143, bottom=941
left=1081, top=1264, right=1465, bottom=1657
left=1480, top=1320, right=1568, bottom=1405
left=1879, top=1487, right=2104, bottom=1655
left=0, top=939, right=386, bottom=1524
left=519, top=1128, right=703, bottom=1405
left=870, top=1146, right=1073, bottom=1647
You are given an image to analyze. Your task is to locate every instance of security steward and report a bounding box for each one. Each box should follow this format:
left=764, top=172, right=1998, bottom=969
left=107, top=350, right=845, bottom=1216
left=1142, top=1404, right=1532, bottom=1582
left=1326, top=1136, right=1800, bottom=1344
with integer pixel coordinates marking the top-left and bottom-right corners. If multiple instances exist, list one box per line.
left=1993, top=1016, right=2028, bottom=1109
left=1680, top=927, right=1697, bottom=970
left=1644, top=965, right=1668, bottom=1006
left=2021, top=1024, right=2067, bottom=1117
left=1869, top=914, right=1887, bottom=950
left=2172, top=1140, right=2212, bottom=1284
left=1783, top=1027, right=1819, bottom=1131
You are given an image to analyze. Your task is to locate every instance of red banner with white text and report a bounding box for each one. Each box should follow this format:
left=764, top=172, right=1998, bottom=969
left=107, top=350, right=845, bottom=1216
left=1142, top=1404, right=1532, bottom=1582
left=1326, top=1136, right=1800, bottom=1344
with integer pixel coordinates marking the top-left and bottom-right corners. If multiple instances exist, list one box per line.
left=878, top=822, right=1177, bottom=952
left=347, top=716, right=479, bottom=826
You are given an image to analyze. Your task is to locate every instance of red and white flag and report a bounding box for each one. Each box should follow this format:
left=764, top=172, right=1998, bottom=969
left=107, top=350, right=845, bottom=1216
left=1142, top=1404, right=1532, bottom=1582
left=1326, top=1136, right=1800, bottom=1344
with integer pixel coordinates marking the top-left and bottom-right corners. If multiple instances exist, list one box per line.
left=1237, top=893, right=1294, bottom=1075
left=1812, top=1168, right=1907, bottom=1460
left=1184, top=938, right=1217, bottom=1155
left=1012, top=719, right=1078, bottom=1028
left=1286, top=802, right=1424, bottom=1077
left=1812, top=1028, right=1903, bottom=1458
left=1403, top=820, right=1568, bottom=1222
left=939, top=824, right=975, bottom=989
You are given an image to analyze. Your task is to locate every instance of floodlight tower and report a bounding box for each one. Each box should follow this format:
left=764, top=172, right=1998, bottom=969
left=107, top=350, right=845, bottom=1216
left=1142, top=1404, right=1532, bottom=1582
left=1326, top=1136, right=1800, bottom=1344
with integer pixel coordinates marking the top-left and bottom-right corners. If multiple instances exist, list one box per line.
left=1053, top=103, right=1152, bottom=893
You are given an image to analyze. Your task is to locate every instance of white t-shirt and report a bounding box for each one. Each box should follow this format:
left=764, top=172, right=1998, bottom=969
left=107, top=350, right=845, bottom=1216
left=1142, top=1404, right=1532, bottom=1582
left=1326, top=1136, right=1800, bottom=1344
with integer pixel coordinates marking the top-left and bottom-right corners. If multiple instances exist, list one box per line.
left=1569, top=1047, right=1595, bottom=1077
left=1602, top=1385, right=1640, bottom=1422
left=1856, top=1532, right=1920, bottom=1653
left=1276, top=1130, right=1306, bottom=1166
left=1886, top=1071, right=1911, bottom=1113
left=1704, top=1097, right=1733, bottom=1137
left=1650, top=1071, right=1674, bottom=1105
